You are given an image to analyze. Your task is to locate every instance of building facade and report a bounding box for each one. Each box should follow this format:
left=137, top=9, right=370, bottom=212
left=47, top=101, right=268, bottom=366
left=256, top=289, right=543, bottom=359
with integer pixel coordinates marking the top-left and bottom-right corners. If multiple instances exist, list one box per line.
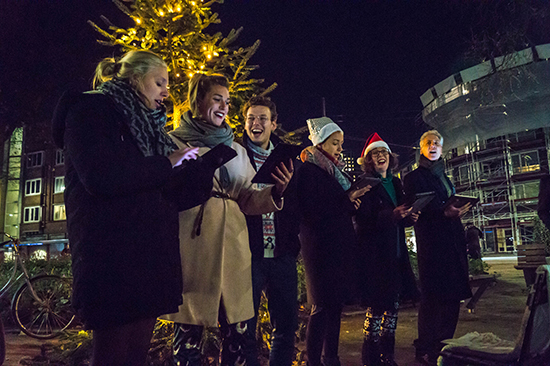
left=410, top=44, right=550, bottom=254
left=1, top=125, right=68, bottom=260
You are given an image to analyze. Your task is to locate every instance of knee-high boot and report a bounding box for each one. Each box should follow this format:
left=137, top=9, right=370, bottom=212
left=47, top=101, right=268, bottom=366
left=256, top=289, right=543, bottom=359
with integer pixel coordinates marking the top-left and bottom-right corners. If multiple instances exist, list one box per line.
left=380, top=334, right=398, bottom=366
left=361, top=338, right=381, bottom=366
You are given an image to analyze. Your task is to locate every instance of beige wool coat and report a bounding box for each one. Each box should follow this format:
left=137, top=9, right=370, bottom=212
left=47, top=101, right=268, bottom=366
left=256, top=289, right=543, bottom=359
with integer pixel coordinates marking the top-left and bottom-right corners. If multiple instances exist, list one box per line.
left=161, top=140, right=282, bottom=326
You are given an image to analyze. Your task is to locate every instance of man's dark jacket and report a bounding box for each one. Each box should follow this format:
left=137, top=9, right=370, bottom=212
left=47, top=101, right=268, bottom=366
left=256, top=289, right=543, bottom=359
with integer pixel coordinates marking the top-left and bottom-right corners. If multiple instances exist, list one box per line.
left=403, top=164, right=472, bottom=301
left=238, top=133, right=301, bottom=259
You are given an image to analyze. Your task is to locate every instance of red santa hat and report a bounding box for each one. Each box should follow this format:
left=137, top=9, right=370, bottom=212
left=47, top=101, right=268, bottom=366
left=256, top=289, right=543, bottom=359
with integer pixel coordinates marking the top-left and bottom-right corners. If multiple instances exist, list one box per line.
left=357, top=132, right=391, bottom=165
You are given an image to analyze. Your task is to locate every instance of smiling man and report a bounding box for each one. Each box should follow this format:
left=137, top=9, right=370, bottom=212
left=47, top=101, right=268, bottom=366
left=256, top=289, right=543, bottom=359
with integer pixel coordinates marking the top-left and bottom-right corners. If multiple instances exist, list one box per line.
left=403, top=130, right=472, bottom=366
left=239, top=96, right=301, bottom=366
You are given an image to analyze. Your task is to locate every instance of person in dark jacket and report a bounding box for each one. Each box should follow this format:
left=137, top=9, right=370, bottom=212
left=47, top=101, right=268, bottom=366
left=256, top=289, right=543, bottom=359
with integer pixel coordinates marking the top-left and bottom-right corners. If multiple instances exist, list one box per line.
left=355, top=133, right=419, bottom=366
left=538, top=174, right=550, bottom=230
left=465, top=224, right=483, bottom=260
left=403, top=130, right=472, bottom=366
left=51, top=50, right=202, bottom=366
left=239, top=96, right=301, bottom=366
left=296, top=117, right=369, bottom=366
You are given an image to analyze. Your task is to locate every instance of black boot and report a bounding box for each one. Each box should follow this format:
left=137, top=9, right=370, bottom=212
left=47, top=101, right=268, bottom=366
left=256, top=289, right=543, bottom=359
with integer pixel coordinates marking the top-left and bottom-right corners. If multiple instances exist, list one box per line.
left=362, top=338, right=381, bottom=366
left=380, top=334, right=398, bottom=366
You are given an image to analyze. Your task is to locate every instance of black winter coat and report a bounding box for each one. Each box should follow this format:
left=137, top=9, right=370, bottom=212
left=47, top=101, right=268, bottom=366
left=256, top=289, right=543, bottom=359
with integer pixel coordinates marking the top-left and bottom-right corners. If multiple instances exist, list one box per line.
left=296, top=161, right=357, bottom=306
left=240, top=134, right=301, bottom=259
left=403, top=165, right=472, bottom=301
left=355, top=174, right=419, bottom=309
left=52, top=92, right=205, bottom=329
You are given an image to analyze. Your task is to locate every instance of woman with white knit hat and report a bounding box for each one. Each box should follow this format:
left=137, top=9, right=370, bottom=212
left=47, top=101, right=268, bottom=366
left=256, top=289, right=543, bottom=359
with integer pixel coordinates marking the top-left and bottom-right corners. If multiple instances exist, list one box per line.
left=295, top=117, right=369, bottom=366
left=355, top=133, right=419, bottom=366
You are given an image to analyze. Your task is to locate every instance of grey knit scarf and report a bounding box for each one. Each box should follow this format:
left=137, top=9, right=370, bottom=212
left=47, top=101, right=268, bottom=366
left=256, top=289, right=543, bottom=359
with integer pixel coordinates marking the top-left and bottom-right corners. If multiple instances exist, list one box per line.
left=95, top=78, right=176, bottom=157
left=419, top=155, right=454, bottom=198
left=170, top=111, right=234, bottom=188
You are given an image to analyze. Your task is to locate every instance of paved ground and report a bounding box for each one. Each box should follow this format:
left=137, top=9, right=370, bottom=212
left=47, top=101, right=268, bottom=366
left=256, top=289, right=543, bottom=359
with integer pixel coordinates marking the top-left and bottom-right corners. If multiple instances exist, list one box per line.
left=4, top=257, right=527, bottom=365
left=338, top=257, right=526, bottom=365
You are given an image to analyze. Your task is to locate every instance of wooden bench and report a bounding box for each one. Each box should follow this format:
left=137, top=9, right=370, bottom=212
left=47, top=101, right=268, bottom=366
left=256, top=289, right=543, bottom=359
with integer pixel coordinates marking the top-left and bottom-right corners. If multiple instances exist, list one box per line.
left=515, top=244, right=548, bottom=286
left=467, top=274, right=497, bottom=313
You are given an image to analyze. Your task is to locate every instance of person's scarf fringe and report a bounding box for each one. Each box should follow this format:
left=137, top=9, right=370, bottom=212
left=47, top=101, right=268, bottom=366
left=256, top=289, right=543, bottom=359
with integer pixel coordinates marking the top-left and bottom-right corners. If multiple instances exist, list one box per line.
left=95, top=78, right=176, bottom=157
left=300, top=145, right=351, bottom=191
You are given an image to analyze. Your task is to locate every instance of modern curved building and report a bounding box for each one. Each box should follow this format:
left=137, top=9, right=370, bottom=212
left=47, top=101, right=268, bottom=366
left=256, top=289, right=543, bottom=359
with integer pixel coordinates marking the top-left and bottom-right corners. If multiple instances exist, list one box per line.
left=415, top=44, right=550, bottom=254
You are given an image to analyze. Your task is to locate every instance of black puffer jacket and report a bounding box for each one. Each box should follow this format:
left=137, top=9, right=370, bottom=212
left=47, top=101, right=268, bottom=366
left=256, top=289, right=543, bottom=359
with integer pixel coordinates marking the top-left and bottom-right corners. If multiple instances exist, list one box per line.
left=52, top=91, right=205, bottom=329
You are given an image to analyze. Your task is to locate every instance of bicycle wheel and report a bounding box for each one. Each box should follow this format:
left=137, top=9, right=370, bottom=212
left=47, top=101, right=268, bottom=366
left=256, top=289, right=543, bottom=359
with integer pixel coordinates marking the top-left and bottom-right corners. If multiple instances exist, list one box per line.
left=11, top=274, right=75, bottom=339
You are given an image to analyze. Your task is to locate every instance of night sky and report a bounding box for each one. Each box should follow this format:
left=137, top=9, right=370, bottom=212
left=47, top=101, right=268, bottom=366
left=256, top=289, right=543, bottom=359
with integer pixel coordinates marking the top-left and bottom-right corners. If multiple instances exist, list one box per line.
left=1, top=1, right=548, bottom=159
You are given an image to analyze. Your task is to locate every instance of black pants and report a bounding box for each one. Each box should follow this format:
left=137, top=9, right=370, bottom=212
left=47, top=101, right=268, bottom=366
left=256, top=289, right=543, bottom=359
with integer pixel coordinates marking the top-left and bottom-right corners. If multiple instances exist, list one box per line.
left=245, top=255, right=298, bottom=366
left=306, top=304, right=343, bottom=366
left=416, top=297, right=461, bottom=357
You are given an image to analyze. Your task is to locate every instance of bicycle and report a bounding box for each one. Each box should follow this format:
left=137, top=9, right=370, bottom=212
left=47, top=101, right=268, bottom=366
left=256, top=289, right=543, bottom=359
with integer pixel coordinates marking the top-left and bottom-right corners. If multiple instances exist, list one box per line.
left=0, top=233, right=75, bottom=342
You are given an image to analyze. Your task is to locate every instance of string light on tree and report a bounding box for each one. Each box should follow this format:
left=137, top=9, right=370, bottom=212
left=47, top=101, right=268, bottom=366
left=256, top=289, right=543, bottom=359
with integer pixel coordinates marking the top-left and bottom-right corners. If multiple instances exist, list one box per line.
left=89, top=0, right=276, bottom=134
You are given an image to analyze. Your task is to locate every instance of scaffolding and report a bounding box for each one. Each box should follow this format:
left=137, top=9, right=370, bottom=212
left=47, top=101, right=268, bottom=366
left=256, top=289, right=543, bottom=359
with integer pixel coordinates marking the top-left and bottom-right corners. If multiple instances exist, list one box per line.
left=445, top=129, right=547, bottom=253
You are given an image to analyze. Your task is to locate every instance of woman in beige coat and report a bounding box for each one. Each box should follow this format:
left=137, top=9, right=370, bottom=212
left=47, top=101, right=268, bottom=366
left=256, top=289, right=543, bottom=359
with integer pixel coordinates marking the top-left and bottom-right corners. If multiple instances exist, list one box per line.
left=161, top=74, right=293, bottom=366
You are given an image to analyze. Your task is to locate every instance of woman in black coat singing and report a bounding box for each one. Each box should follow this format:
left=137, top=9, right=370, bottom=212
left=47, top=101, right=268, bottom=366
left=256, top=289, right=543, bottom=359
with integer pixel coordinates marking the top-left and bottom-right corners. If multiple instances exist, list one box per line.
left=354, top=133, right=419, bottom=366
left=296, top=117, right=369, bottom=366
left=52, top=50, right=204, bottom=366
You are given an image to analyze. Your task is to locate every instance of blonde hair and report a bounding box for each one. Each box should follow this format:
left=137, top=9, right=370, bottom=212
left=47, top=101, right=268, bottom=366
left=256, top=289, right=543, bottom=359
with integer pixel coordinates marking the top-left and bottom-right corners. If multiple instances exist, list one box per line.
left=187, top=73, right=230, bottom=118
left=93, top=50, right=166, bottom=89
left=420, top=130, right=444, bottom=147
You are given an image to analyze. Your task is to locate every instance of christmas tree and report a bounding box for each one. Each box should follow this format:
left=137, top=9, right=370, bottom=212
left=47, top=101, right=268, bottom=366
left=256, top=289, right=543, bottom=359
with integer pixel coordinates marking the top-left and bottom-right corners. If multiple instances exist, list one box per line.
left=89, top=0, right=276, bottom=134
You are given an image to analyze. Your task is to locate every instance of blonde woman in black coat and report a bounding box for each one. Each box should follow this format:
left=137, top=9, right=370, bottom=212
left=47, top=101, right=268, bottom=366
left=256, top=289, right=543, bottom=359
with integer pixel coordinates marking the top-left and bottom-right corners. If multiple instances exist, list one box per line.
left=355, top=133, right=419, bottom=366
left=52, top=50, right=201, bottom=366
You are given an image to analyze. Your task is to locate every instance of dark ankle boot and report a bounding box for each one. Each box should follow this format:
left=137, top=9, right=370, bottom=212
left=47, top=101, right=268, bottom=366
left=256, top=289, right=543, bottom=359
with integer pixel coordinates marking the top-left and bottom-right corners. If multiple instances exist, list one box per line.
left=362, top=338, right=381, bottom=366
left=380, top=334, right=398, bottom=366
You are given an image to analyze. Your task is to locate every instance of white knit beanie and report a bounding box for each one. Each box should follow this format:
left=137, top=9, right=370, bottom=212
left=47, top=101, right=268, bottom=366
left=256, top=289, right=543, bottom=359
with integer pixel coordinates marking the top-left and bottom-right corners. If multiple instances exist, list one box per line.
left=306, top=117, right=343, bottom=146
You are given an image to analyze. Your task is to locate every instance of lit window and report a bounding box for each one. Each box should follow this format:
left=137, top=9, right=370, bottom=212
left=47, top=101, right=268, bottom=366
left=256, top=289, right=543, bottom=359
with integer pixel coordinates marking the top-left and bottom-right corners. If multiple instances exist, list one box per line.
left=55, top=150, right=65, bottom=165
left=23, top=206, right=41, bottom=223
left=54, top=177, right=65, bottom=194
left=27, top=152, right=43, bottom=168
left=53, top=205, right=66, bottom=221
left=25, top=178, right=42, bottom=196
left=511, top=151, right=540, bottom=174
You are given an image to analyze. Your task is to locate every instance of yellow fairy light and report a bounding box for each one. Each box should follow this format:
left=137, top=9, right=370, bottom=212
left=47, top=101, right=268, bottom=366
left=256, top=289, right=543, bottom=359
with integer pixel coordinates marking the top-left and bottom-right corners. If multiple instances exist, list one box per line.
left=159, top=10, right=164, bottom=16
left=176, top=6, right=181, bottom=11
left=176, top=73, right=180, bottom=77
left=135, top=18, right=141, bottom=24
left=213, top=52, right=219, bottom=56
left=200, top=65, right=205, bottom=69
left=191, top=1, right=196, bottom=5
left=207, top=54, right=212, bottom=59
left=203, top=46, right=207, bottom=51
left=188, top=72, right=194, bottom=78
